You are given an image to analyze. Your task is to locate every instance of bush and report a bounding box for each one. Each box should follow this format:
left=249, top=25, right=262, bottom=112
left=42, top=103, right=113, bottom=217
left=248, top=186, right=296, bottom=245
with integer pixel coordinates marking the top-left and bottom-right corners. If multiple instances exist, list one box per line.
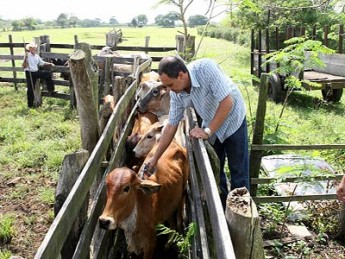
left=0, top=214, right=15, bottom=244
left=197, top=25, right=251, bottom=46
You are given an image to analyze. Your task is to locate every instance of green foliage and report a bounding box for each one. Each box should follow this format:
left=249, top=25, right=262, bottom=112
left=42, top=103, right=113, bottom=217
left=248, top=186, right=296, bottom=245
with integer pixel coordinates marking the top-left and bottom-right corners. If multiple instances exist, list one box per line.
left=136, top=15, right=148, bottom=26
left=0, top=214, right=15, bottom=244
left=231, top=0, right=336, bottom=30
left=38, top=187, right=55, bottom=205
left=197, top=26, right=251, bottom=46
left=156, top=222, right=197, bottom=256
left=259, top=203, right=288, bottom=233
left=188, top=15, right=208, bottom=27
left=155, top=12, right=180, bottom=27
left=0, top=249, right=12, bottom=259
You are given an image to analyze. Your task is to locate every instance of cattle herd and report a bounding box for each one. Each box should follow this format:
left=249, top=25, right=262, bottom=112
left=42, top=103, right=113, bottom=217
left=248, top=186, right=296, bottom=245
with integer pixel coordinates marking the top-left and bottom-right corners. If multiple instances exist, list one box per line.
left=98, top=71, right=189, bottom=259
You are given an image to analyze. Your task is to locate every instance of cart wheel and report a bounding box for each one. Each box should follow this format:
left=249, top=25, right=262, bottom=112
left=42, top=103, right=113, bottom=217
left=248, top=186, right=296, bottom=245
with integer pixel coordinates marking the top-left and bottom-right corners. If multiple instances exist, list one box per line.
left=321, top=88, right=343, bottom=102
left=268, top=73, right=284, bottom=103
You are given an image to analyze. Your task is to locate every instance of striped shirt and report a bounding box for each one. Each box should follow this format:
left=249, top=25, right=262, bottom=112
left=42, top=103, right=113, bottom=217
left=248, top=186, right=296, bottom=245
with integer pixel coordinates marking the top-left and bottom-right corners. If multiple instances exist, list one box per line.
left=168, top=58, right=246, bottom=144
left=24, top=53, right=45, bottom=72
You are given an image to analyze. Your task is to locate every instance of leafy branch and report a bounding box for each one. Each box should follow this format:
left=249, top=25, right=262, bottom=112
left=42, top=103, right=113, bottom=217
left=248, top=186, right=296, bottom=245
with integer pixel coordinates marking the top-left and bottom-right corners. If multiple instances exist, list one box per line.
left=156, top=222, right=197, bottom=256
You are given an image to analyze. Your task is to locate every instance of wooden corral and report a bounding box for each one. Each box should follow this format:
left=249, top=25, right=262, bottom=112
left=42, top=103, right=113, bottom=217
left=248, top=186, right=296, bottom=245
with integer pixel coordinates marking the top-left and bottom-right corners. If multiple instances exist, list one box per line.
left=32, top=40, right=242, bottom=258
left=251, top=24, right=345, bottom=103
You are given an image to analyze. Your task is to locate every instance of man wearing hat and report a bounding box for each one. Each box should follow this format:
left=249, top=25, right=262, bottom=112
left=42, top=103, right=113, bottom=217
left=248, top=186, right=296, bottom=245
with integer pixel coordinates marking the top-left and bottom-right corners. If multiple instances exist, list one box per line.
left=22, top=42, right=55, bottom=107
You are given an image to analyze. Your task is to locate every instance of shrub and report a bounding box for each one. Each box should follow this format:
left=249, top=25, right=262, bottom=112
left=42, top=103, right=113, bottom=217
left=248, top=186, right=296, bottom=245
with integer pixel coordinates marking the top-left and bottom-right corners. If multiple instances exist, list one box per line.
left=0, top=214, right=15, bottom=244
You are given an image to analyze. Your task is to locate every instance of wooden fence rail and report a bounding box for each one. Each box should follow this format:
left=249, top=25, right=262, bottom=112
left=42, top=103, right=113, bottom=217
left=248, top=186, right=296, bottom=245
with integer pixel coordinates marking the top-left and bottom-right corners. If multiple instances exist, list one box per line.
left=249, top=73, right=345, bottom=203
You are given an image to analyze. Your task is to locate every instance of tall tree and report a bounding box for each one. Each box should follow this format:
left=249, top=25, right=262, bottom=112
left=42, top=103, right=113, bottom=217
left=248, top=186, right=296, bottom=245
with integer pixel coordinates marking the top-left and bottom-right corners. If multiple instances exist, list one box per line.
left=57, top=13, right=69, bottom=28
left=188, top=14, right=208, bottom=26
left=109, top=16, right=118, bottom=25
left=155, top=11, right=179, bottom=27
left=137, top=14, right=149, bottom=26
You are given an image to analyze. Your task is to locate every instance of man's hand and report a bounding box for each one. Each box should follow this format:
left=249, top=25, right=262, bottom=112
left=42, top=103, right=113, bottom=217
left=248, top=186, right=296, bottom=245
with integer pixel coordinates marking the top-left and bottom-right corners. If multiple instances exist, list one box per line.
left=145, top=156, right=158, bottom=174
left=189, top=126, right=209, bottom=140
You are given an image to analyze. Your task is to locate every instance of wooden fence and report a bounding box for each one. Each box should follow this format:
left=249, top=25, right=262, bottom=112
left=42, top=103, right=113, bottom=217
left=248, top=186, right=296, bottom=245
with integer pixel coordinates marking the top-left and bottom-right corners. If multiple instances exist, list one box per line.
left=32, top=40, right=236, bottom=258
left=0, top=33, right=194, bottom=107
left=249, top=73, right=345, bottom=203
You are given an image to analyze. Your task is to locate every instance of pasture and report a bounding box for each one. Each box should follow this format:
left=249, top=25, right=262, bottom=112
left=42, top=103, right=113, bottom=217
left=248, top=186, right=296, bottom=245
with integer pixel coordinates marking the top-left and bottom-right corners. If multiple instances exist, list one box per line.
left=1, top=26, right=345, bottom=258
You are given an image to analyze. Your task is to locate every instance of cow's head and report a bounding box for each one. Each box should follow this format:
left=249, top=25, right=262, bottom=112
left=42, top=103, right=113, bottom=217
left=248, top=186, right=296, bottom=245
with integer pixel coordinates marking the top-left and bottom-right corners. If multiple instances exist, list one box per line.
left=99, top=167, right=161, bottom=230
left=138, top=83, right=170, bottom=116
left=133, top=122, right=164, bottom=158
left=137, top=80, right=162, bottom=100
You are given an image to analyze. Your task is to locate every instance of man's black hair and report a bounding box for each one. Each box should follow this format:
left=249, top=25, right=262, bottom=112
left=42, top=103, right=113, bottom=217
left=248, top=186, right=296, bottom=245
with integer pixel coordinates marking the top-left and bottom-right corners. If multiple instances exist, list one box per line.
left=158, top=56, right=188, bottom=78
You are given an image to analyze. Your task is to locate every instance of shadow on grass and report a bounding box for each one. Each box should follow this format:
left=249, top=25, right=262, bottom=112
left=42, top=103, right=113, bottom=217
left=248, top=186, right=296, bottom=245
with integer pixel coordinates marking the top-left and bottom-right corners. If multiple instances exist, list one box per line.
left=285, top=90, right=345, bottom=116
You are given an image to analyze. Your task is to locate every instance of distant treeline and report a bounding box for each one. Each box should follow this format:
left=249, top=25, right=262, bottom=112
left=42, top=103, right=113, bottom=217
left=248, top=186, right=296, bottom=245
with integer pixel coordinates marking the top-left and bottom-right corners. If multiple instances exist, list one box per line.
left=0, top=12, right=209, bottom=32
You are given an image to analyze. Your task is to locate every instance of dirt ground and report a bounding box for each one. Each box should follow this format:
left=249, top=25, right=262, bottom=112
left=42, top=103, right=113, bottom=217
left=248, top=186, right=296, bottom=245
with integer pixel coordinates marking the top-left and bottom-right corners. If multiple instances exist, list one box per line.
left=260, top=200, right=345, bottom=258
left=0, top=166, right=54, bottom=258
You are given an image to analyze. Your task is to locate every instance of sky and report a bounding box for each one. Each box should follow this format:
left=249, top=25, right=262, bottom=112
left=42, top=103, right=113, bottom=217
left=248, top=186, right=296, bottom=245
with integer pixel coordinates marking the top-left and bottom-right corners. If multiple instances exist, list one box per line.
left=0, top=0, right=227, bottom=24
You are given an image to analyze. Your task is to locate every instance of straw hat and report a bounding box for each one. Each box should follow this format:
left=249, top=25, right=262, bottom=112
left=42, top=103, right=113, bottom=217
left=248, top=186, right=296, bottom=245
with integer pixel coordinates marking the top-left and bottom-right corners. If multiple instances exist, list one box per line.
left=25, top=42, right=37, bottom=50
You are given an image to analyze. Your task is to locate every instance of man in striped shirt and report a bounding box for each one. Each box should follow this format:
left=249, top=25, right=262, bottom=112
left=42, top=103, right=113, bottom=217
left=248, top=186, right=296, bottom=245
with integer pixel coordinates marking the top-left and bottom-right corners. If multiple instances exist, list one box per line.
left=146, top=56, right=249, bottom=208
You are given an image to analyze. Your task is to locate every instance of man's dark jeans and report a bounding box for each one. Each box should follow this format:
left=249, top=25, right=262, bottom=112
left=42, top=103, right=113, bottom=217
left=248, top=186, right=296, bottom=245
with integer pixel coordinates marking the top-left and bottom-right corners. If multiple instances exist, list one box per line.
left=25, top=70, right=54, bottom=107
left=212, top=118, right=250, bottom=209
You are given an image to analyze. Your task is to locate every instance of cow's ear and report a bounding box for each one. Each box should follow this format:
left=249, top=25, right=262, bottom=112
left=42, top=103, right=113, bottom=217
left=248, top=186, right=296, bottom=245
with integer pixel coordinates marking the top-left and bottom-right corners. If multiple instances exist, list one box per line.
left=139, top=180, right=161, bottom=195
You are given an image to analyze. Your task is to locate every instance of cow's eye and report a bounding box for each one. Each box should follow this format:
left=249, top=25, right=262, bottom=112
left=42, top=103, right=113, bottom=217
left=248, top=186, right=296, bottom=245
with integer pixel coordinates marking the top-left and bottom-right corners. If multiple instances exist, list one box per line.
left=152, top=88, right=159, bottom=96
left=147, top=134, right=153, bottom=139
left=123, top=186, right=130, bottom=193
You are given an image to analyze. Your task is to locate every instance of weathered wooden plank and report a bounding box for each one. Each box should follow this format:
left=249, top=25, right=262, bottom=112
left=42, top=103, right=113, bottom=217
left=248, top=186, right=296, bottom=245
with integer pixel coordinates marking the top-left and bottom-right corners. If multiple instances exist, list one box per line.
left=253, top=193, right=337, bottom=203
left=251, top=144, right=345, bottom=151
left=0, top=67, right=24, bottom=72
left=251, top=174, right=344, bottom=184
left=0, top=78, right=26, bottom=83
left=185, top=115, right=211, bottom=259
left=41, top=52, right=70, bottom=60
left=0, top=54, right=25, bottom=60
left=186, top=108, right=236, bottom=259
left=313, top=53, right=345, bottom=77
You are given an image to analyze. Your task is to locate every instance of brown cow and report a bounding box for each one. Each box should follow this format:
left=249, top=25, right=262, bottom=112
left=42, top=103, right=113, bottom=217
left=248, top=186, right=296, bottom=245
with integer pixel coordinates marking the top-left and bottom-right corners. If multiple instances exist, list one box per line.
left=99, top=94, right=115, bottom=133
left=138, top=83, right=170, bottom=117
left=126, top=111, right=158, bottom=150
left=137, top=71, right=161, bottom=100
left=126, top=111, right=159, bottom=171
left=99, top=141, right=189, bottom=258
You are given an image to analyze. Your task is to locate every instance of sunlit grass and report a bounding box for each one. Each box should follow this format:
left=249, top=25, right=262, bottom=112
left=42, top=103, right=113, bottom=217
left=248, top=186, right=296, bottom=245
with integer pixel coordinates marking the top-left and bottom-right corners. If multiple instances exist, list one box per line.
left=0, top=214, right=15, bottom=244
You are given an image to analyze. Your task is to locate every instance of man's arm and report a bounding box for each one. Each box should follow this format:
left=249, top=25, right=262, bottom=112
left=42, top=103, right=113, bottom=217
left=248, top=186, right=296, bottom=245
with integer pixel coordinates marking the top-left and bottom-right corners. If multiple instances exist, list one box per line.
left=147, top=123, right=178, bottom=170
left=189, top=95, right=233, bottom=139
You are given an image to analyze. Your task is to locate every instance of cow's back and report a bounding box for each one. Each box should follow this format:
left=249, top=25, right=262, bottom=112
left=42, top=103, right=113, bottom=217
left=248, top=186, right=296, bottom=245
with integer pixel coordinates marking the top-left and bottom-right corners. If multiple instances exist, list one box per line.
left=145, top=141, right=189, bottom=224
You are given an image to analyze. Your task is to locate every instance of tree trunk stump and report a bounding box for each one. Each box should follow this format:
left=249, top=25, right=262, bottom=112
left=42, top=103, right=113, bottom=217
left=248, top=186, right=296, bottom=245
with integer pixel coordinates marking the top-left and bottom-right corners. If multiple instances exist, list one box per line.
left=225, top=187, right=265, bottom=259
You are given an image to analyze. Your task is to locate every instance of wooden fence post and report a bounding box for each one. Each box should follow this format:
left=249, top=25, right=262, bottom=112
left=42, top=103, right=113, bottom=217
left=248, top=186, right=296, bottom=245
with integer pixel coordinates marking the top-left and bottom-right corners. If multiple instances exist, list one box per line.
left=226, top=188, right=265, bottom=259
left=145, top=36, right=150, bottom=53
left=249, top=73, right=269, bottom=196
left=8, top=35, right=17, bottom=90
left=175, top=35, right=195, bottom=61
left=69, top=46, right=101, bottom=198
left=54, top=150, right=89, bottom=258
left=324, top=25, right=329, bottom=47
left=339, top=24, right=344, bottom=54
